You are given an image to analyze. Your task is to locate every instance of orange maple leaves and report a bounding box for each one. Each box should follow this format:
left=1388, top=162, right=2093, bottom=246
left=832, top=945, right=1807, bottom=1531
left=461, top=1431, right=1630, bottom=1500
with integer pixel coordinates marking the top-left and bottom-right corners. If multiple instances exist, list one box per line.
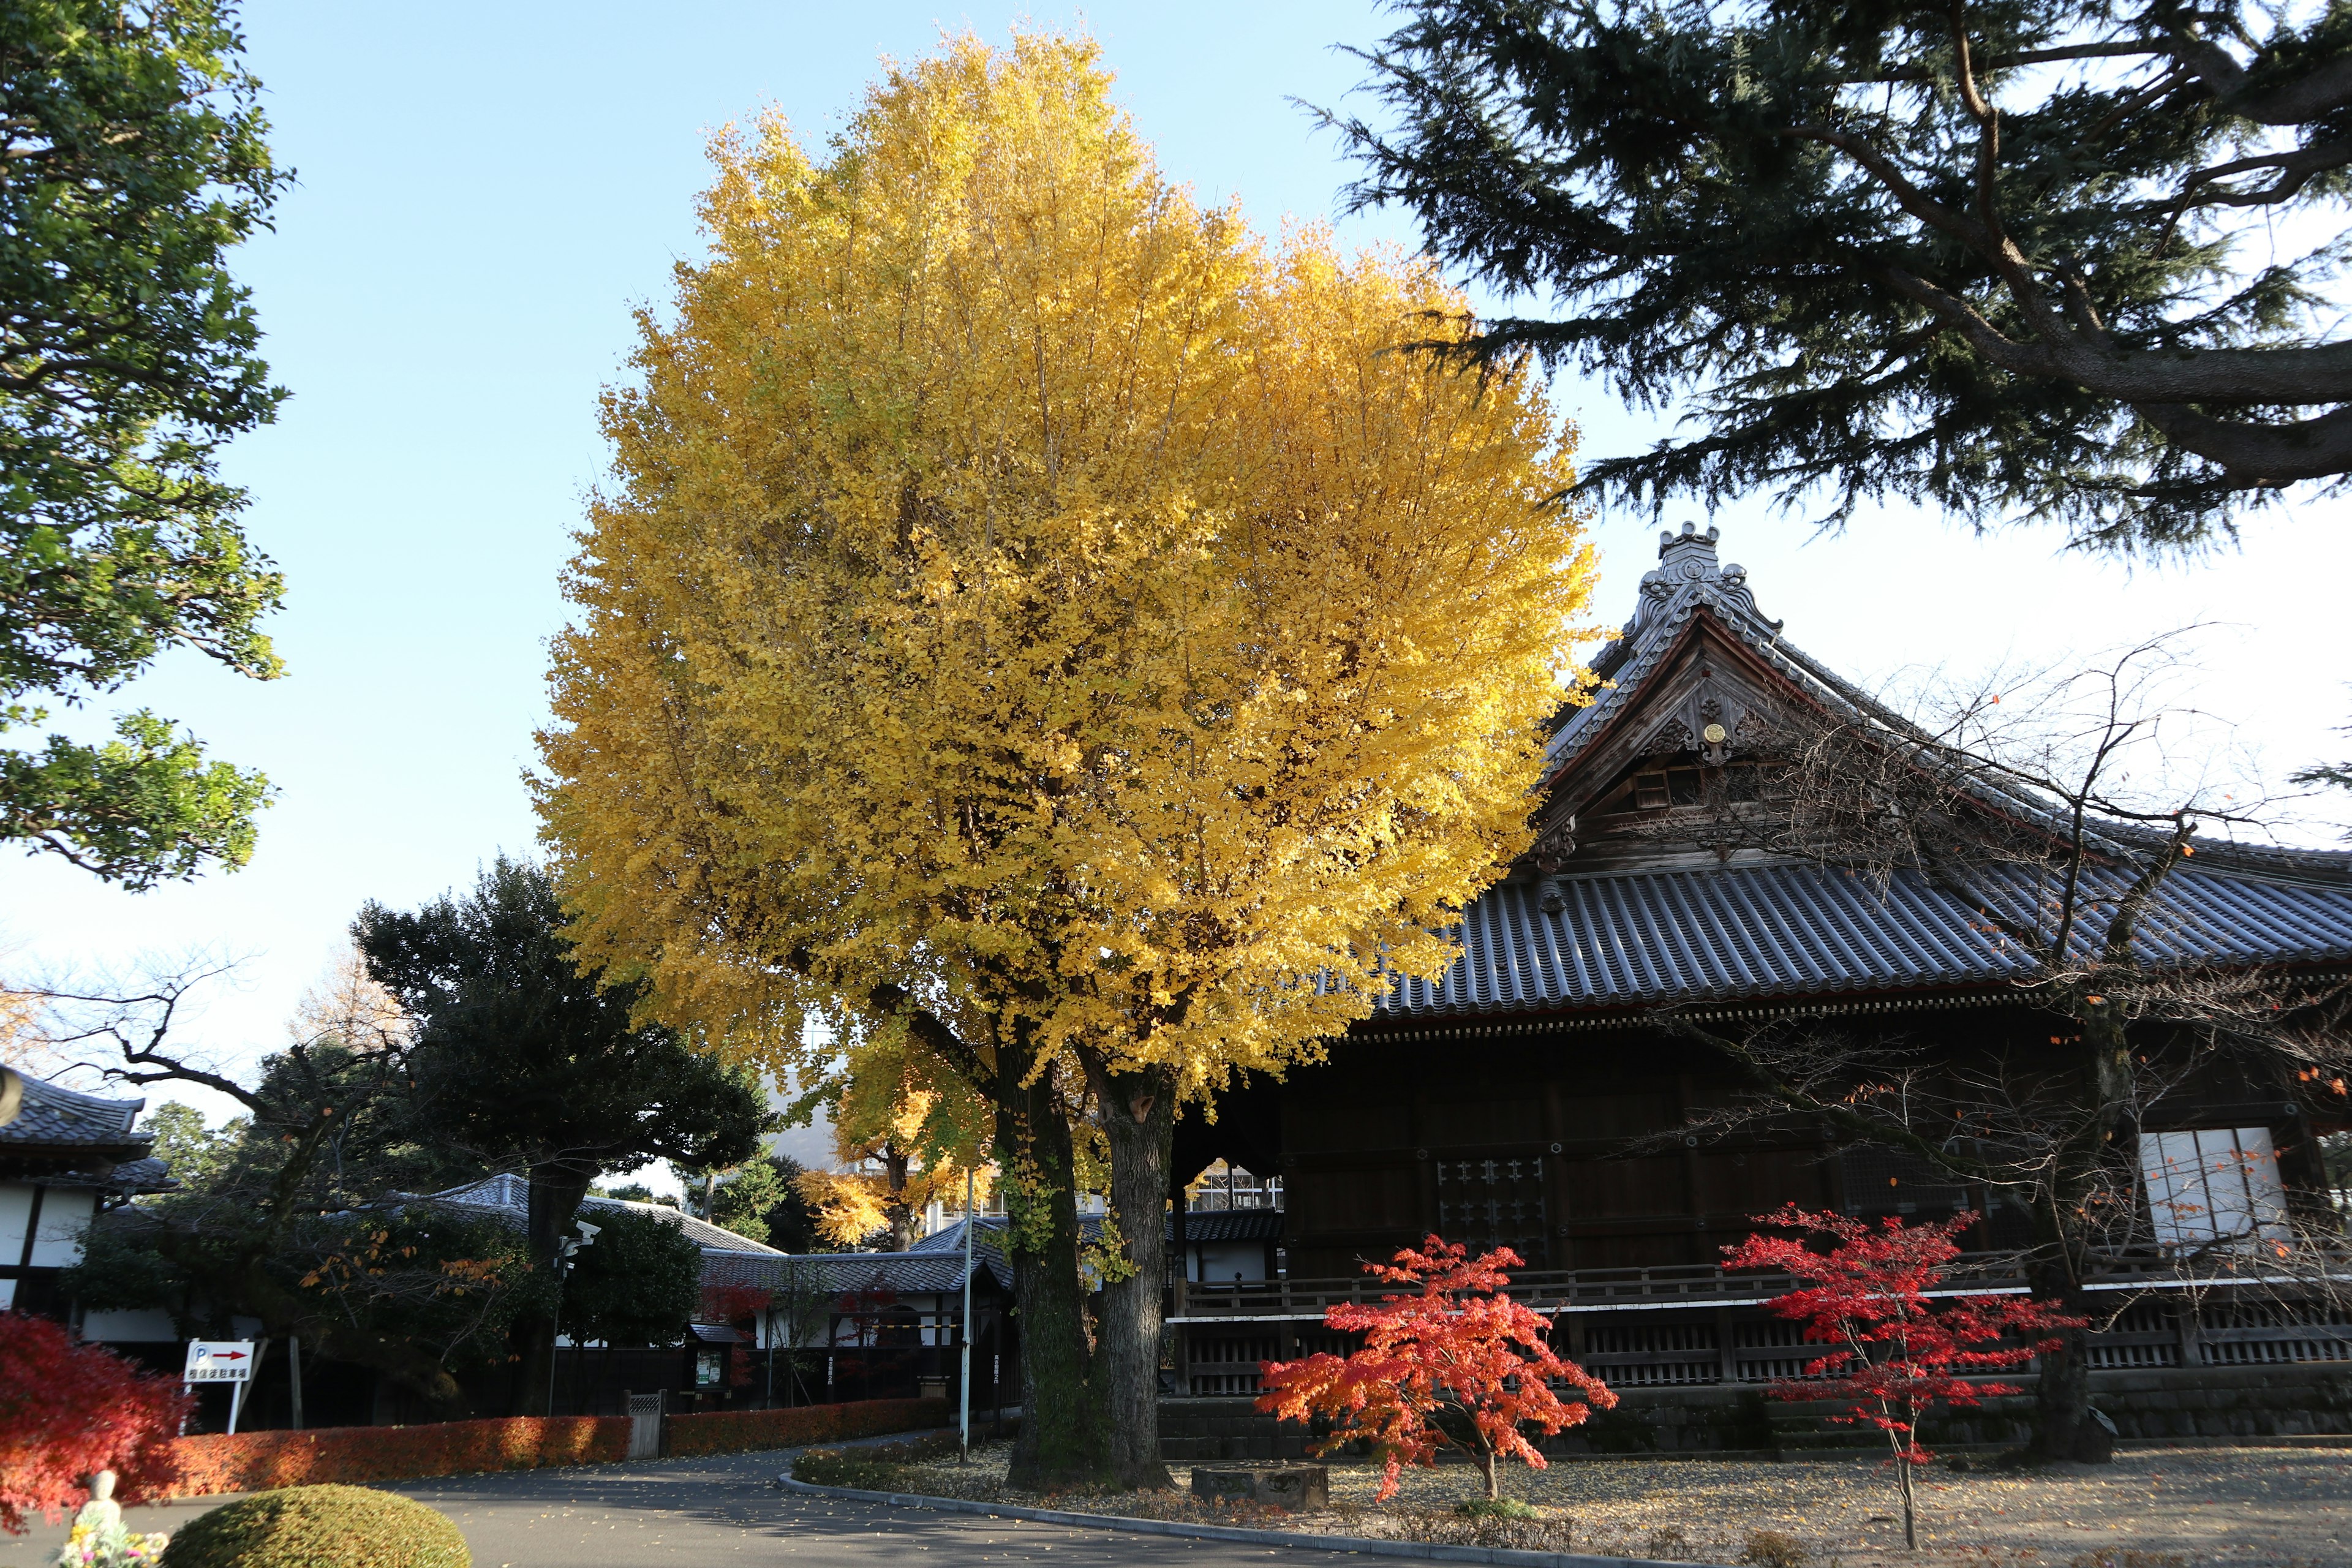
left=1256, top=1237, right=1615, bottom=1501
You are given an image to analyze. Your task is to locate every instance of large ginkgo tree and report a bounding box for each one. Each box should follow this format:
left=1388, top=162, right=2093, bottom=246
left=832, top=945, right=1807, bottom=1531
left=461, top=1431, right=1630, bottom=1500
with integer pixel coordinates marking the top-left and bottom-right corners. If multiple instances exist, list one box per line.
left=535, top=32, right=1595, bottom=1487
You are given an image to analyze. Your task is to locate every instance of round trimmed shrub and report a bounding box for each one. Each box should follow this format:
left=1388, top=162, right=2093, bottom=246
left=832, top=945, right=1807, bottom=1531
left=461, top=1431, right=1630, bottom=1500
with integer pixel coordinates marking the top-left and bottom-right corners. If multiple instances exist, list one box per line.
left=162, top=1484, right=469, bottom=1568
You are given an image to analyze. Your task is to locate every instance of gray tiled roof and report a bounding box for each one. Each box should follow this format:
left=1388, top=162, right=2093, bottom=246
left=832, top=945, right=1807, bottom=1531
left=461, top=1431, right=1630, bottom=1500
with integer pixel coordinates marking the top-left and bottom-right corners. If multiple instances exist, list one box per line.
left=708, top=1210, right=1284, bottom=1301
left=1378, top=861, right=2352, bottom=1019
left=1168, top=1208, right=1283, bottom=1243
left=909, top=1216, right=1027, bottom=1290
left=419, top=1173, right=783, bottom=1256
left=703, top=1248, right=995, bottom=1297
left=0, top=1073, right=143, bottom=1151
left=39, top=1155, right=176, bottom=1195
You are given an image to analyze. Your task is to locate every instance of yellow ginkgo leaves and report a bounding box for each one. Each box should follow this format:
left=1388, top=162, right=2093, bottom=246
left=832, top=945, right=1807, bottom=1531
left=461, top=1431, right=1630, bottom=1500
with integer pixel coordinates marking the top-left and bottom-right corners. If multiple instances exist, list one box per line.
left=535, top=29, right=1597, bottom=1106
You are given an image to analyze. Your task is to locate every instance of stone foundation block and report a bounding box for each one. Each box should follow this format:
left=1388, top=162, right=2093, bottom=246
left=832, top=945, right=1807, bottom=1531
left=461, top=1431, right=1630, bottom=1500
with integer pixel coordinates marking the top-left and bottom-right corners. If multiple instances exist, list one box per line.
left=1192, top=1463, right=1330, bottom=1510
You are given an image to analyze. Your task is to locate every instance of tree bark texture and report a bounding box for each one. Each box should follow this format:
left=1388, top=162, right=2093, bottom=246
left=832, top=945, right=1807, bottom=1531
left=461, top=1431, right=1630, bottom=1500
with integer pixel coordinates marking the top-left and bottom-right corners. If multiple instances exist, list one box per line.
left=2024, top=1016, right=2122, bottom=1466
left=2024, top=1251, right=2107, bottom=1464
left=996, top=1039, right=1105, bottom=1488
left=883, top=1146, right=918, bottom=1251
left=1082, top=1052, right=1176, bottom=1490
left=513, top=1163, right=593, bottom=1416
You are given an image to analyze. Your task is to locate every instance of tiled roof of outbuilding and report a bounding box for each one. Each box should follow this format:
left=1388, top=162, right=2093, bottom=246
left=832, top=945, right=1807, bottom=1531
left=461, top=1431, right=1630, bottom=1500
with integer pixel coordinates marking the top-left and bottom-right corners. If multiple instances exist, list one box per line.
left=1169, top=1208, right=1284, bottom=1243
left=722, top=1209, right=1287, bottom=1297
left=1378, top=856, right=2352, bottom=1021
left=0, top=1072, right=165, bottom=1190
left=417, top=1172, right=783, bottom=1256
left=0, top=1072, right=141, bottom=1149
left=37, top=1155, right=176, bottom=1194
left=703, top=1246, right=1001, bottom=1297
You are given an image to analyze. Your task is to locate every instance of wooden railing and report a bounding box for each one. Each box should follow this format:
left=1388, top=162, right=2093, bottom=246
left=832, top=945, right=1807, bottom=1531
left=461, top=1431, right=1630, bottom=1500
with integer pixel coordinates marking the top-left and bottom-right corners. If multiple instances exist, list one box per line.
left=1166, top=1252, right=2352, bottom=1323
left=1169, top=1267, right=2352, bottom=1396
left=1170, top=1257, right=2013, bottom=1322
left=1176, top=1288, right=2352, bottom=1401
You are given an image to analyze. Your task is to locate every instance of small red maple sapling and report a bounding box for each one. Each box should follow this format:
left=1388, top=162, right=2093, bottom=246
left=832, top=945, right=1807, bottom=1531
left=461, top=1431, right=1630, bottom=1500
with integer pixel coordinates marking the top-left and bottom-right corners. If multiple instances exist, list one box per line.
left=1723, top=1205, right=2084, bottom=1550
left=1256, top=1236, right=1615, bottom=1502
left=0, top=1311, right=189, bottom=1534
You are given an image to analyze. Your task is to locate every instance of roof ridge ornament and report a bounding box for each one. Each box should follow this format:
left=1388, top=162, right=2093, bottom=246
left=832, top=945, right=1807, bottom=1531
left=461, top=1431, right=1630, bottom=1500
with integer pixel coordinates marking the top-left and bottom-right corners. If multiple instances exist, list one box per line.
left=1634, top=519, right=1773, bottom=630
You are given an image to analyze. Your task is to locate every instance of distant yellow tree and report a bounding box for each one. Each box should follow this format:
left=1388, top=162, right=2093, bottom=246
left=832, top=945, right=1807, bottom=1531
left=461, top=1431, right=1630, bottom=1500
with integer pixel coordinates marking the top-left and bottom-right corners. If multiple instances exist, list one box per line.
left=797, top=1032, right=993, bottom=1251
left=536, top=31, right=1596, bottom=1487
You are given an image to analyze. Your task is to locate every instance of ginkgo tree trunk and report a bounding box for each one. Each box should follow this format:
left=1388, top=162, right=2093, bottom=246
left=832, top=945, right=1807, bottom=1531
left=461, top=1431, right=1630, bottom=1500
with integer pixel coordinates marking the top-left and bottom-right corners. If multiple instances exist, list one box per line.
left=536, top=31, right=1595, bottom=1489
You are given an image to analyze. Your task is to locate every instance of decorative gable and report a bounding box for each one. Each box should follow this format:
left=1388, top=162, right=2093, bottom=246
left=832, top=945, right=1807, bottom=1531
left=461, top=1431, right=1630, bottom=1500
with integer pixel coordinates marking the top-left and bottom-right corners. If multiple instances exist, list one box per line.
left=1529, top=524, right=1822, bottom=873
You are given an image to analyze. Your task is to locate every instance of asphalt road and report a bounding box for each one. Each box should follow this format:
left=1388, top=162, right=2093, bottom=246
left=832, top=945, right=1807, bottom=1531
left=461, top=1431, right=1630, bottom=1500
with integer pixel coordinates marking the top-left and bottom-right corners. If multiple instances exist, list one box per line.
left=0, top=1450, right=1343, bottom=1568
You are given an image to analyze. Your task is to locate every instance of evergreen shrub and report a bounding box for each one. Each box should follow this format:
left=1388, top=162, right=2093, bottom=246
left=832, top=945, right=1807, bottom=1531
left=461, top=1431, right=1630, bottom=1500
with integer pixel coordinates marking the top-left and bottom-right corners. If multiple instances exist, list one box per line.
left=160, top=1485, right=467, bottom=1568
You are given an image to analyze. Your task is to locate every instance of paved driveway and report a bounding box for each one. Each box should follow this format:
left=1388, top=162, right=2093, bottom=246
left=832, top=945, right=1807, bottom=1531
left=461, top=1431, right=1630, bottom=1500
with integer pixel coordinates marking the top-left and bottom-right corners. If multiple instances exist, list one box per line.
left=0, top=1452, right=1333, bottom=1568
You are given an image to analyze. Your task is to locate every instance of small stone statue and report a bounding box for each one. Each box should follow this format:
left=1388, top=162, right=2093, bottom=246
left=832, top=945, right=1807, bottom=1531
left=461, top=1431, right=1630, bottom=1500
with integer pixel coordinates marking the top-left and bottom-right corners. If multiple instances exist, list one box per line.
left=54, top=1471, right=168, bottom=1568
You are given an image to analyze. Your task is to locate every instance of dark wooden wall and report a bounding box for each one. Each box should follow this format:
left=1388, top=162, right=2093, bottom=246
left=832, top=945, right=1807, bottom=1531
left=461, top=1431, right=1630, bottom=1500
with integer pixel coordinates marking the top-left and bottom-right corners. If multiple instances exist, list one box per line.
left=1272, top=1028, right=1846, bottom=1278
left=1262, top=1004, right=2332, bottom=1280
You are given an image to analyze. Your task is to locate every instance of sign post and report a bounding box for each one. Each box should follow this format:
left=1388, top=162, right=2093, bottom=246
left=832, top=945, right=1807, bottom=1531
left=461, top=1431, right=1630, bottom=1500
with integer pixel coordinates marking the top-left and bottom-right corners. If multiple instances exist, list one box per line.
left=184, top=1340, right=257, bottom=1435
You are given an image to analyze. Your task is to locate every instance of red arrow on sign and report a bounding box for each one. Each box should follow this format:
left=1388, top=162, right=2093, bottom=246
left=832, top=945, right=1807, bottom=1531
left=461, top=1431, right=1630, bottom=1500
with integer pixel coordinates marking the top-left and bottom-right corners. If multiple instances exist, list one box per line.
left=211, top=1351, right=247, bottom=1360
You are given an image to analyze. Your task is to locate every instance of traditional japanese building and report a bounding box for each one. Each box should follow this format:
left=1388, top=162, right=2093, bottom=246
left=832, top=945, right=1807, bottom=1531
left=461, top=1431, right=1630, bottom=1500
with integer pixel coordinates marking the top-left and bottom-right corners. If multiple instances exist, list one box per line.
left=0, top=1067, right=172, bottom=1317
left=1163, top=525, right=2352, bottom=1446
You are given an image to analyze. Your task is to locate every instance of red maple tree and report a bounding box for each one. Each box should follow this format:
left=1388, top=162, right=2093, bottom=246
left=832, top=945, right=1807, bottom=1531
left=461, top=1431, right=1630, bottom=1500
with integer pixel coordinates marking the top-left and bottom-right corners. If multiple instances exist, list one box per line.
left=1257, top=1236, right=1615, bottom=1502
left=0, top=1312, right=189, bottom=1533
left=1723, top=1205, right=2085, bottom=1550
left=703, top=1282, right=772, bottom=1329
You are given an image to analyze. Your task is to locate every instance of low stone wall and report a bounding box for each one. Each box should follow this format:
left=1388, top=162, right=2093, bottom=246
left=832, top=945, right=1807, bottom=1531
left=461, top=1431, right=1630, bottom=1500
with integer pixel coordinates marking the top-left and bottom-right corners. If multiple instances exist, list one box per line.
left=1158, top=1365, right=2352, bottom=1460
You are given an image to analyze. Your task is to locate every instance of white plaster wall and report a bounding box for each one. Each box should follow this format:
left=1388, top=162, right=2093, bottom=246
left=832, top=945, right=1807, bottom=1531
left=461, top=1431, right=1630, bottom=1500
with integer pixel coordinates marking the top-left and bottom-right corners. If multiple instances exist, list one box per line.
left=28, top=1188, right=96, bottom=1267
left=0, top=1183, right=31, bottom=1262
left=1188, top=1242, right=1265, bottom=1284
left=82, top=1307, right=178, bottom=1341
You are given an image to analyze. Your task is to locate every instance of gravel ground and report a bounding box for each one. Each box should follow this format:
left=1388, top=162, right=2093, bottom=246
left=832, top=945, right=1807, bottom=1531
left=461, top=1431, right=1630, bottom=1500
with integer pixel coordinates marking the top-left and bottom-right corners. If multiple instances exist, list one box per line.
left=875, top=1443, right=2352, bottom=1567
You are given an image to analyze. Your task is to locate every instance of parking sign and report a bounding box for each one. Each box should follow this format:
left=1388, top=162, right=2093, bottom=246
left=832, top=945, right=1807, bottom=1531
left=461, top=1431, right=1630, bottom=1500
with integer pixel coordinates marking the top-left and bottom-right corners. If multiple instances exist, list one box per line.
left=184, top=1340, right=257, bottom=1383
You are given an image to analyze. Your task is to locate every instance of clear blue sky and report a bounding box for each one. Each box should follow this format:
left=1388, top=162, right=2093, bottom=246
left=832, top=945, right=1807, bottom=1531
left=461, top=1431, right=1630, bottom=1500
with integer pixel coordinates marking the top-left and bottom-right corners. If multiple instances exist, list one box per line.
left=8, top=1, right=2348, bottom=1120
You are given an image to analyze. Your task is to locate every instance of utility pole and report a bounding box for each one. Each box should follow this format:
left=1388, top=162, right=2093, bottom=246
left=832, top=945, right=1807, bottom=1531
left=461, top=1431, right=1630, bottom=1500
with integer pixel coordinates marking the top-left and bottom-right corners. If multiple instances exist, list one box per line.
left=959, top=1163, right=974, bottom=1463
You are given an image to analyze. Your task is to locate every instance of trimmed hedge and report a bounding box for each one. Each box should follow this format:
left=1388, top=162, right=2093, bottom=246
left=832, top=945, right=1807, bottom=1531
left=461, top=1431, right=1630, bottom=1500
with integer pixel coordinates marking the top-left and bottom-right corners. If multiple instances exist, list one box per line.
left=162, top=1485, right=469, bottom=1568
left=666, top=1396, right=950, bottom=1457
left=165, top=1415, right=630, bottom=1498
left=157, top=1399, right=947, bottom=1493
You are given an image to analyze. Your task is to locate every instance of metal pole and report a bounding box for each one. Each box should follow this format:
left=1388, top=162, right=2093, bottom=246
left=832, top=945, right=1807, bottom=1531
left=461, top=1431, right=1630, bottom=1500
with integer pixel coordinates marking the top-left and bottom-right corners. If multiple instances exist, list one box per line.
left=546, top=1262, right=565, bottom=1416
left=960, top=1164, right=975, bottom=1462
left=288, top=1335, right=303, bottom=1430
left=229, top=1340, right=266, bottom=1435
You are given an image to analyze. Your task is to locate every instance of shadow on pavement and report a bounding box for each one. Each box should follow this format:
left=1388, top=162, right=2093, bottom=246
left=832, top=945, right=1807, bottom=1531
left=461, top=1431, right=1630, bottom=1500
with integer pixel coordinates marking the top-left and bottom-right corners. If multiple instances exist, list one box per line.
left=0, top=1447, right=1363, bottom=1568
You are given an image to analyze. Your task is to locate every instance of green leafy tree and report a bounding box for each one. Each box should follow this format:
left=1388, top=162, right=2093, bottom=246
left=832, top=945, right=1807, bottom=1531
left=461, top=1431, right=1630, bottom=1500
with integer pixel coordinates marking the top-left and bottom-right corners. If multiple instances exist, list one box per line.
left=592, top=1181, right=663, bottom=1205
left=137, top=1099, right=246, bottom=1189
left=0, top=0, right=290, bottom=884
left=1334, top=0, right=2352, bottom=551
left=559, top=1207, right=702, bottom=1346
left=62, top=1024, right=525, bottom=1409
left=691, top=1155, right=786, bottom=1245
left=40, top=957, right=505, bottom=1406
left=353, top=855, right=774, bottom=1412
left=748, top=1155, right=823, bottom=1253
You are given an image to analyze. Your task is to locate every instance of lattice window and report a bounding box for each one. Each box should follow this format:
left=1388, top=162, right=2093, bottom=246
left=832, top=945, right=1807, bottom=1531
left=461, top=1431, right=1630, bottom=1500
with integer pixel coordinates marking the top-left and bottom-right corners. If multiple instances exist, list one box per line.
left=1434, top=1155, right=1549, bottom=1264
left=1185, top=1332, right=1281, bottom=1396
left=1580, top=1319, right=1720, bottom=1385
